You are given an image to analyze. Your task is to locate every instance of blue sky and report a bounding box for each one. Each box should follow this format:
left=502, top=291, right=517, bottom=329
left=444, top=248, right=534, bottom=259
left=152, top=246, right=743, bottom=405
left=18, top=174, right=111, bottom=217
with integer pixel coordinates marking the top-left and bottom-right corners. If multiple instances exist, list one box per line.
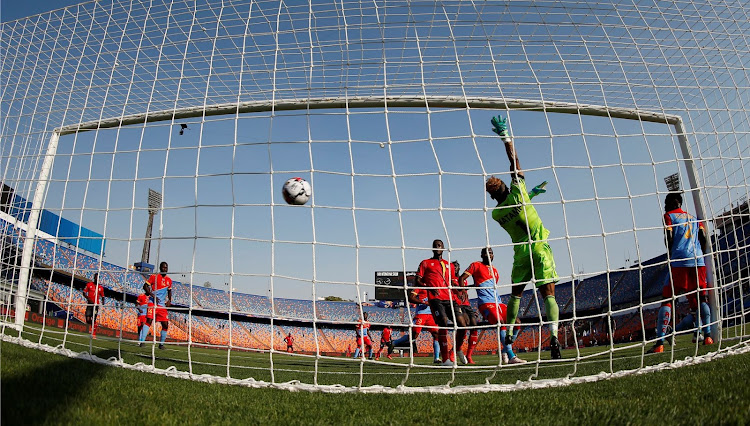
left=1, top=0, right=82, bottom=22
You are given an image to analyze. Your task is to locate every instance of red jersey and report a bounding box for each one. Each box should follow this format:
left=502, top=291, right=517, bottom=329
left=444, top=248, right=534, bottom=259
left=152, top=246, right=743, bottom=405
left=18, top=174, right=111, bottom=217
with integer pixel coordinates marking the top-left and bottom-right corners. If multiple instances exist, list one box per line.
left=416, top=258, right=456, bottom=301
left=381, top=327, right=392, bottom=341
left=284, top=336, right=294, bottom=345
left=84, top=281, right=105, bottom=305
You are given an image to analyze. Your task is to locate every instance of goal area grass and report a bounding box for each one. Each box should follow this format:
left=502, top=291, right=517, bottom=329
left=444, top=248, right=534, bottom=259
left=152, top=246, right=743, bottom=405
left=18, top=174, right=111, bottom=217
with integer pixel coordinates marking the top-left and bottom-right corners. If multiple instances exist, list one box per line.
left=2, top=330, right=749, bottom=424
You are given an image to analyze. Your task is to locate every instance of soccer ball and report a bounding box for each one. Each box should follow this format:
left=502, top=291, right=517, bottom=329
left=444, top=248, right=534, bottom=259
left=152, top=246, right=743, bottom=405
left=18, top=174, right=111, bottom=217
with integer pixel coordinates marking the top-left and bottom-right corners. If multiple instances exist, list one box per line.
left=281, top=177, right=311, bottom=205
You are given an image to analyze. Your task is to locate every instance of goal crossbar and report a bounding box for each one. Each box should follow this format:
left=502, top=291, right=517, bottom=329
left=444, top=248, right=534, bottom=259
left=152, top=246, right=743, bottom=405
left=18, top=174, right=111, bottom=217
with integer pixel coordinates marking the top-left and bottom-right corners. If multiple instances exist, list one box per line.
left=56, top=96, right=683, bottom=136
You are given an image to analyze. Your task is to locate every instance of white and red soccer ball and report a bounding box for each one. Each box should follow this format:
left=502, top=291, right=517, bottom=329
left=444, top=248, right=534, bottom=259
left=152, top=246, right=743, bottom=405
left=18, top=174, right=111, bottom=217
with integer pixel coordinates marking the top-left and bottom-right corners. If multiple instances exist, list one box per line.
left=281, top=177, right=311, bottom=205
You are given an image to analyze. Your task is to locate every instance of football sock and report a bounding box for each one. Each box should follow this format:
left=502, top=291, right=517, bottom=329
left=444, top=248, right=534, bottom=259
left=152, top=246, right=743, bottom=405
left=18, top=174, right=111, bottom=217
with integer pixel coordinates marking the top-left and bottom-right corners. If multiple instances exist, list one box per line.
left=466, top=330, right=478, bottom=357
left=367, top=347, right=373, bottom=359
left=500, top=329, right=516, bottom=359
left=506, top=296, right=521, bottom=336
left=656, top=304, right=672, bottom=342
left=160, top=330, right=168, bottom=344
left=456, top=329, right=467, bottom=351
left=433, top=339, right=441, bottom=361
left=353, top=347, right=361, bottom=358
left=544, top=296, right=559, bottom=337
left=438, top=329, right=449, bottom=362
left=699, top=301, right=711, bottom=336
left=138, top=325, right=150, bottom=342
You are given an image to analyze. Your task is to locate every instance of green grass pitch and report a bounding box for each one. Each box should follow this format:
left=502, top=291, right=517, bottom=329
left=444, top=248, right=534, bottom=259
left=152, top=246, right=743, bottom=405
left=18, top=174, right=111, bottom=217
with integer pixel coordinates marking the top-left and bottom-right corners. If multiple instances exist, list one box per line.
left=2, top=327, right=749, bottom=424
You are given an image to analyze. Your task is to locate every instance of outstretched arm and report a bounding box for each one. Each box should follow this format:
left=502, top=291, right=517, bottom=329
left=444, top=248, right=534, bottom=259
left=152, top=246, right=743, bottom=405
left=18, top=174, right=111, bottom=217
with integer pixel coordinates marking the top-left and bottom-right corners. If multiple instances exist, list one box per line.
left=491, top=115, right=524, bottom=179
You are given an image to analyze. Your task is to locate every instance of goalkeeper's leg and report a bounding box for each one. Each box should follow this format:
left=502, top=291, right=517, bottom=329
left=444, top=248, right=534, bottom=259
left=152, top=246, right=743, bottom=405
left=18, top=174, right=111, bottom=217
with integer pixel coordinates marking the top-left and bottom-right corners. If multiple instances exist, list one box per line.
left=505, top=295, right=522, bottom=343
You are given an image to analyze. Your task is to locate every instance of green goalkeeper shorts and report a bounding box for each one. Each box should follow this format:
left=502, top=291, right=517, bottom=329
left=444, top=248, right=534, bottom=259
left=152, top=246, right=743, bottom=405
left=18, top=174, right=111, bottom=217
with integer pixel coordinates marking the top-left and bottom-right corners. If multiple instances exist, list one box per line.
left=511, top=241, right=558, bottom=286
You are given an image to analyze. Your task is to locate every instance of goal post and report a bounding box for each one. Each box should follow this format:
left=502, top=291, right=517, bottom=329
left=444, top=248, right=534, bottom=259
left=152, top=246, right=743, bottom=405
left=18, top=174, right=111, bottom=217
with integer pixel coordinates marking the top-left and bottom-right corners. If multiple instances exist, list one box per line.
left=15, top=98, right=720, bottom=342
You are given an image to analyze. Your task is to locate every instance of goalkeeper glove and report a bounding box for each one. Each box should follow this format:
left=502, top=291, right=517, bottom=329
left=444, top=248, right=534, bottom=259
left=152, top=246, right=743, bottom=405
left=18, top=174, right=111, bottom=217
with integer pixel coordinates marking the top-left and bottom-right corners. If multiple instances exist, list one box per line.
left=491, top=115, right=510, bottom=140
left=528, top=181, right=547, bottom=199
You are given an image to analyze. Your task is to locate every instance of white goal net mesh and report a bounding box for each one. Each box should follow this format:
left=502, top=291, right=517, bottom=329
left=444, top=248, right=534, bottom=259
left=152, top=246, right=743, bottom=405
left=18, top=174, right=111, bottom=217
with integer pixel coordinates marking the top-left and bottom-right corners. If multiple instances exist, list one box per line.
left=1, top=0, right=749, bottom=393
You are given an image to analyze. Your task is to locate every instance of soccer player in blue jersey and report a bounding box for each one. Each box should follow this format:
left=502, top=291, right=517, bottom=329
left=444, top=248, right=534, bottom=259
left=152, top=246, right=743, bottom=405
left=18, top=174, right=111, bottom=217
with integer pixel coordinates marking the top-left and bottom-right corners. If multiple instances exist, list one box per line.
left=389, top=288, right=441, bottom=363
left=649, top=192, right=713, bottom=353
left=140, top=261, right=173, bottom=349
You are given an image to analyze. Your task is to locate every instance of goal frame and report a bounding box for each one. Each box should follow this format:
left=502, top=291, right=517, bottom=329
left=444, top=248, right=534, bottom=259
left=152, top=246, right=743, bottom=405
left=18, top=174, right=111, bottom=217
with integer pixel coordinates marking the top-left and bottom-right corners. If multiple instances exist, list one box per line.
left=12, top=96, right=720, bottom=341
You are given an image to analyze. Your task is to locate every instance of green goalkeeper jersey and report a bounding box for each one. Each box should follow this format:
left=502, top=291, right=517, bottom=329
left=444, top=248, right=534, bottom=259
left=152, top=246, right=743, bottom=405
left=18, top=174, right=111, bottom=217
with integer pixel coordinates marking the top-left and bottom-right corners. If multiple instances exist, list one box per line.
left=491, top=177, right=550, bottom=244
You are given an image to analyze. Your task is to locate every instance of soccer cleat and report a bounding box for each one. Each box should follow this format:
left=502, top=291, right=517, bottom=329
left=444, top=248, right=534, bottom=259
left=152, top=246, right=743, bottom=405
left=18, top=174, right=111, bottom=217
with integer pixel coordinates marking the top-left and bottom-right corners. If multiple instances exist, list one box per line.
left=467, top=356, right=475, bottom=365
left=158, top=344, right=165, bottom=350
left=501, top=352, right=509, bottom=364
left=387, top=354, right=393, bottom=360
left=647, top=344, right=664, bottom=354
left=692, top=334, right=705, bottom=344
left=433, top=359, right=442, bottom=364
left=441, top=359, right=455, bottom=367
left=508, top=356, right=527, bottom=364
left=457, top=350, right=468, bottom=365
left=550, top=337, right=562, bottom=360
left=704, top=336, right=714, bottom=345
left=138, top=343, right=143, bottom=347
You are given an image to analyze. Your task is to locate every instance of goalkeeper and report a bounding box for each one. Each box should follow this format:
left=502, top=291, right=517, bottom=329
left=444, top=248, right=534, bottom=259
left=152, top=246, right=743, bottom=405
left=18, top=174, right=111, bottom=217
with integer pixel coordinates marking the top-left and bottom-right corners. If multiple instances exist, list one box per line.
left=485, top=115, right=562, bottom=360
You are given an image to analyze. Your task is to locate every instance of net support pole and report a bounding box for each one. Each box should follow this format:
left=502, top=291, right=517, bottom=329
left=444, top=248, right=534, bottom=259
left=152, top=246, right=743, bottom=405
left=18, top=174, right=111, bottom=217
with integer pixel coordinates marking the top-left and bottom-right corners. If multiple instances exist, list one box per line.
left=673, top=119, right=721, bottom=341
left=14, top=131, right=60, bottom=332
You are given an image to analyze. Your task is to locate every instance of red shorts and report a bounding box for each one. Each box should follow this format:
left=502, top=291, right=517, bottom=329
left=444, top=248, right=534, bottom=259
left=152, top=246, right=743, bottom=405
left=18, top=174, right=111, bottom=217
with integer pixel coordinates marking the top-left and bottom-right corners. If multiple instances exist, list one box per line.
left=479, top=303, right=507, bottom=330
left=154, top=306, right=169, bottom=322
left=356, top=336, right=372, bottom=347
left=662, top=266, right=708, bottom=309
left=413, top=313, right=438, bottom=336
left=137, top=316, right=147, bottom=327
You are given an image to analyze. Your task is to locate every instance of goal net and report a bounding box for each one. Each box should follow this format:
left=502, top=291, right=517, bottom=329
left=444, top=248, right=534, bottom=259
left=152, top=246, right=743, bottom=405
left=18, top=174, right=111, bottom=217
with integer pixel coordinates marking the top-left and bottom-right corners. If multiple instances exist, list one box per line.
left=1, top=0, right=749, bottom=393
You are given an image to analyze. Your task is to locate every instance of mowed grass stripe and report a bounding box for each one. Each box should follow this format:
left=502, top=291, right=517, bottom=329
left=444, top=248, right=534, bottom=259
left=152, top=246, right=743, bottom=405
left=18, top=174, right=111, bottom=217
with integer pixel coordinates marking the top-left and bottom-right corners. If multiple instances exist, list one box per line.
left=2, top=340, right=749, bottom=425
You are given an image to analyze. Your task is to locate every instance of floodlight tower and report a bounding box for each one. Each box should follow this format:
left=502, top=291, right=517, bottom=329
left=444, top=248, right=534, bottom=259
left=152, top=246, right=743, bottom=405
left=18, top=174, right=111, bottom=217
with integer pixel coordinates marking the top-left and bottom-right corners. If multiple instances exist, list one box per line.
left=664, top=173, right=680, bottom=192
left=135, top=189, right=162, bottom=273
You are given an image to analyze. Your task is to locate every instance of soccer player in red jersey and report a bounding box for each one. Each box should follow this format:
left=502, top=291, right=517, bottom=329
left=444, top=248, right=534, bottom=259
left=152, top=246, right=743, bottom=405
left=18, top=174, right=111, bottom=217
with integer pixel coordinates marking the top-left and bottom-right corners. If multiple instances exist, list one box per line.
left=284, top=333, right=295, bottom=353
left=84, top=273, right=105, bottom=338
left=451, top=261, right=479, bottom=364
left=460, top=247, right=527, bottom=364
left=354, top=311, right=374, bottom=359
left=376, top=326, right=393, bottom=360
left=141, top=261, right=172, bottom=349
left=416, top=239, right=466, bottom=366
left=136, top=293, right=154, bottom=343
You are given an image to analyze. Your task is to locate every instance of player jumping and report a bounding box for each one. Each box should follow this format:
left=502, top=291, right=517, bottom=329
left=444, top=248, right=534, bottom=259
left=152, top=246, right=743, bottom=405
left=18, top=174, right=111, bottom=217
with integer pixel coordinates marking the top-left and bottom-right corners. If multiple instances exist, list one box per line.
left=649, top=192, right=713, bottom=353
left=485, top=115, right=562, bottom=359
left=140, top=261, right=172, bottom=349
left=459, top=247, right=527, bottom=364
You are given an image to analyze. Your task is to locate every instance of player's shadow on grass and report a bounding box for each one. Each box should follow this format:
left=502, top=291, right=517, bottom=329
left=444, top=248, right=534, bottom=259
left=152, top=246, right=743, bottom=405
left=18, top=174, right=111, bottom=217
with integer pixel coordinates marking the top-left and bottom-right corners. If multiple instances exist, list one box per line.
left=2, top=351, right=111, bottom=424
